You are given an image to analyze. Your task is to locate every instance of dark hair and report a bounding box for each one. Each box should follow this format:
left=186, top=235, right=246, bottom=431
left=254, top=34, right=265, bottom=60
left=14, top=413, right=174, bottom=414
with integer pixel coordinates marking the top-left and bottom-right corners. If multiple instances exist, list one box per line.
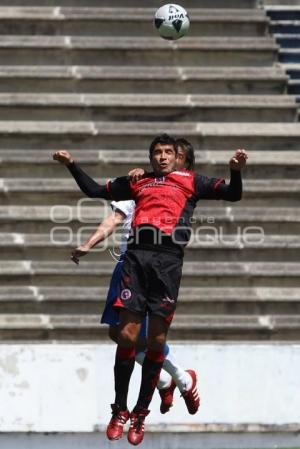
left=149, top=133, right=177, bottom=159
left=175, top=138, right=195, bottom=170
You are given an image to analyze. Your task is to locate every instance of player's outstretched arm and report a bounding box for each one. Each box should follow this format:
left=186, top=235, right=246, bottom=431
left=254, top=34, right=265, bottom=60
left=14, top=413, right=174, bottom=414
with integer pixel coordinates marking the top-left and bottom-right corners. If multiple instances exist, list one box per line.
left=195, top=149, right=248, bottom=202
left=53, top=150, right=132, bottom=201
left=71, top=210, right=125, bottom=265
left=218, top=149, right=248, bottom=202
left=53, top=150, right=110, bottom=199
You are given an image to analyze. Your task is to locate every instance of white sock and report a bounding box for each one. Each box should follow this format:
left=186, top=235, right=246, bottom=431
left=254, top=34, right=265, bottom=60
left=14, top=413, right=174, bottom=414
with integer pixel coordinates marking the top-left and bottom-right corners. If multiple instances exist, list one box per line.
left=135, top=351, right=172, bottom=390
left=163, top=347, right=192, bottom=393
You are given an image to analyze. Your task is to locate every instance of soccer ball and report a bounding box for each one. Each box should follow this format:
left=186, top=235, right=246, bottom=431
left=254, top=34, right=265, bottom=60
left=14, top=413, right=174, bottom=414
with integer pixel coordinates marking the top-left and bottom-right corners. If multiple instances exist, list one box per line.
left=154, top=4, right=190, bottom=40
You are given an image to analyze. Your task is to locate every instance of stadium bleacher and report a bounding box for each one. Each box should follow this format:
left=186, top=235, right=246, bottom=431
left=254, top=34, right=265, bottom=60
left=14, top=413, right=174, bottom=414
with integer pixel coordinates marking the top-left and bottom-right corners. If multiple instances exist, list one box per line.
left=0, top=0, right=299, bottom=343
left=1, top=2, right=300, bottom=449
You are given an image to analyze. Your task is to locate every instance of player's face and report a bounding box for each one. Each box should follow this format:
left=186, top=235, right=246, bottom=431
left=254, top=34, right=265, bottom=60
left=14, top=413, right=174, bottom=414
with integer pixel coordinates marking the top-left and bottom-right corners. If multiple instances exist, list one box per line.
left=151, top=143, right=177, bottom=175
left=176, top=146, right=187, bottom=169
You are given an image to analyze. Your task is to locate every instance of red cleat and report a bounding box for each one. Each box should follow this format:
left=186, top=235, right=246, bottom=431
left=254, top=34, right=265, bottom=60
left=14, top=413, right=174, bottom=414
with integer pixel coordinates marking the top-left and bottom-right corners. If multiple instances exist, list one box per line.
left=158, top=379, right=177, bottom=414
left=182, top=370, right=200, bottom=415
left=127, top=408, right=150, bottom=446
left=106, top=404, right=129, bottom=441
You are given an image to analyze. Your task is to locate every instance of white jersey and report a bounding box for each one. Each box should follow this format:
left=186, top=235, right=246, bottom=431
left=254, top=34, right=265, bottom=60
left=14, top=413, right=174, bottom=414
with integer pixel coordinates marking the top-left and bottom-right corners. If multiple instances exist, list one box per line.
left=111, top=200, right=135, bottom=254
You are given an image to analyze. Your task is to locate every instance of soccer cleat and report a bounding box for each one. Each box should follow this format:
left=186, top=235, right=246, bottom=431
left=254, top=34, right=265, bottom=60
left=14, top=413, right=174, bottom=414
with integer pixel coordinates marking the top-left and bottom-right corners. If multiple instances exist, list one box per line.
left=127, top=408, right=150, bottom=446
left=106, top=403, right=130, bottom=441
left=158, top=379, right=177, bottom=414
left=181, top=369, right=200, bottom=415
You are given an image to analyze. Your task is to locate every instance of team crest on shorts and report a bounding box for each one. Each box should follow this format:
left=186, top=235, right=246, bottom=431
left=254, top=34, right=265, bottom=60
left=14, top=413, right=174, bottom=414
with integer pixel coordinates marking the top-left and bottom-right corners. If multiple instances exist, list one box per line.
left=121, top=289, right=132, bottom=300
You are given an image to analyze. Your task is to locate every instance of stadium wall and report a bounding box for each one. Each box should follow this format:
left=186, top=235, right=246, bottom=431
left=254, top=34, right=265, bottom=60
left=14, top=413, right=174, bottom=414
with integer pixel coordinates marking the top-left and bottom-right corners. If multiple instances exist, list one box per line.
left=0, top=343, right=300, bottom=448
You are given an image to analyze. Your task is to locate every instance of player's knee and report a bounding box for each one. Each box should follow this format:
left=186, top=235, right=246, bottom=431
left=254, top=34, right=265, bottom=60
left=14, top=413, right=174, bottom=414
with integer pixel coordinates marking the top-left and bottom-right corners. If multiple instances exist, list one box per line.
left=147, top=334, right=166, bottom=351
left=119, top=326, right=138, bottom=346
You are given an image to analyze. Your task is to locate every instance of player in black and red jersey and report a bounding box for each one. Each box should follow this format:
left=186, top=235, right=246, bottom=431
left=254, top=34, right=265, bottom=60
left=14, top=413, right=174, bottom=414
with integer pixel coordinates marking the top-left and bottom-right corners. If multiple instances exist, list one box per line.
left=53, top=135, right=247, bottom=446
left=70, top=139, right=199, bottom=419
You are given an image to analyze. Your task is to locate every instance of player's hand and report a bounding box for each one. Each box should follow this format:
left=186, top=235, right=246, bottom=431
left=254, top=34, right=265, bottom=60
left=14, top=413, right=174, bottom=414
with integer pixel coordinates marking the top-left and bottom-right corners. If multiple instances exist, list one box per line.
left=53, top=150, right=74, bottom=166
left=128, top=168, right=145, bottom=183
left=229, top=149, right=248, bottom=171
left=71, top=245, right=89, bottom=265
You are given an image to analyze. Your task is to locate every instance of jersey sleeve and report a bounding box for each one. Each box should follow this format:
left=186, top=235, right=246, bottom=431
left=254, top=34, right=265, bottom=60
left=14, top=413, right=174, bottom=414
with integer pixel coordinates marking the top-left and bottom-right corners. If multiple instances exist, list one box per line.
left=194, top=173, right=225, bottom=200
left=68, top=162, right=133, bottom=201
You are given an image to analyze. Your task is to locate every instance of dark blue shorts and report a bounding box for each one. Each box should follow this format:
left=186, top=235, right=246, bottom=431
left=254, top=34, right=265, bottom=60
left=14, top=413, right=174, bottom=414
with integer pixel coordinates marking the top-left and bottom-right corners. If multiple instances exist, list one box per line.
left=101, top=257, right=147, bottom=338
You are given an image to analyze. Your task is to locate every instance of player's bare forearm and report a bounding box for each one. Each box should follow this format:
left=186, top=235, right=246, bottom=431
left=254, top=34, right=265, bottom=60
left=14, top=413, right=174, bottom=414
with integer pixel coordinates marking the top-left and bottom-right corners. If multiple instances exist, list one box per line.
left=82, top=211, right=125, bottom=250
left=71, top=210, right=125, bottom=264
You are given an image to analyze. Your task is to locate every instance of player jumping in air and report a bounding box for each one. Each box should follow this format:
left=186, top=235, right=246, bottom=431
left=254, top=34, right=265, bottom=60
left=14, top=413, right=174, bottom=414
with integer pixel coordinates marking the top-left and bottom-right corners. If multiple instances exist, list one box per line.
left=70, top=139, right=199, bottom=419
left=53, top=134, right=247, bottom=445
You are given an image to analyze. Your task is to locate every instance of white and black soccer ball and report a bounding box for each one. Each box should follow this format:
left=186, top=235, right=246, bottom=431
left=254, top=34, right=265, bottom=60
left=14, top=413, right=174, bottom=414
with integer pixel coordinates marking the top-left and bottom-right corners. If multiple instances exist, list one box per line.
left=154, top=4, right=190, bottom=40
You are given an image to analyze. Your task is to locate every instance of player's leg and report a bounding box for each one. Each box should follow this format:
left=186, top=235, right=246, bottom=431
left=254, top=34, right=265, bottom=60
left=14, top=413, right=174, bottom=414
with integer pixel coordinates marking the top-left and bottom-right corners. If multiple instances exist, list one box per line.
left=108, top=248, right=146, bottom=416
left=134, top=318, right=176, bottom=416
left=147, top=250, right=200, bottom=415
left=128, top=314, right=169, bottom=445
left=135, top=344, right=172, bottom=389
left=106, top=309, right=142, bottom=441
left=127, top=249, right=181, bottom=444
left=135, top=317, right=173, bottom=391
left=135, top=333, right=198, bottom=414
left=136, top=314, right=169, bottom=406
left=114, top=309, right=142, bottom=407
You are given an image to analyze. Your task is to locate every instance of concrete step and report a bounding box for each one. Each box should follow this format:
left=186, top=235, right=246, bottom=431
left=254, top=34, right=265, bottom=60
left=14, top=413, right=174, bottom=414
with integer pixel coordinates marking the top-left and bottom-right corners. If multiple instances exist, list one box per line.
left=1, top=178, right=300, bottom=206
left=169, top=314, right=300, bottom=341
left=2, top=260, right=300, bottom=287
left=1, top=149, right=299, bottom=179
left=2, top=233, right=300, bottom=263
left=1, top=205, right=299, bottom=234
left=0, top=1, right=260, bottom=8
left=0, top=36, right=278, bottom=67
left=0, top=8, right=268, bottom=37
left=0, top=121, right=299, bottom=151
left=0, top=94, right=295, bottom=122
left=193, top=206, right=300, bottom=234
left=1, top=286, right=300, bottom=315
left=0, top=313, right=299, bottom=341
left=0, top=65, right=288, bottom=95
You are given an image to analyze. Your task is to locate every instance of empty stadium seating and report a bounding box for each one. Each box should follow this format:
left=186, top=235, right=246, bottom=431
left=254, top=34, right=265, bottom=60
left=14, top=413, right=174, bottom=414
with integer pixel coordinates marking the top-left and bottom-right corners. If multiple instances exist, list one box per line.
left=0, top=1, right=300, bottom=341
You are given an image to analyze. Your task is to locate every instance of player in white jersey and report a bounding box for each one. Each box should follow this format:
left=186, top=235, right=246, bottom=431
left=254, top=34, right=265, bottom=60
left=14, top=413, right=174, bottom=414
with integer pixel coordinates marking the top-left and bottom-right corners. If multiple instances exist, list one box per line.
left=71, top=139, right=200, bottom=416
